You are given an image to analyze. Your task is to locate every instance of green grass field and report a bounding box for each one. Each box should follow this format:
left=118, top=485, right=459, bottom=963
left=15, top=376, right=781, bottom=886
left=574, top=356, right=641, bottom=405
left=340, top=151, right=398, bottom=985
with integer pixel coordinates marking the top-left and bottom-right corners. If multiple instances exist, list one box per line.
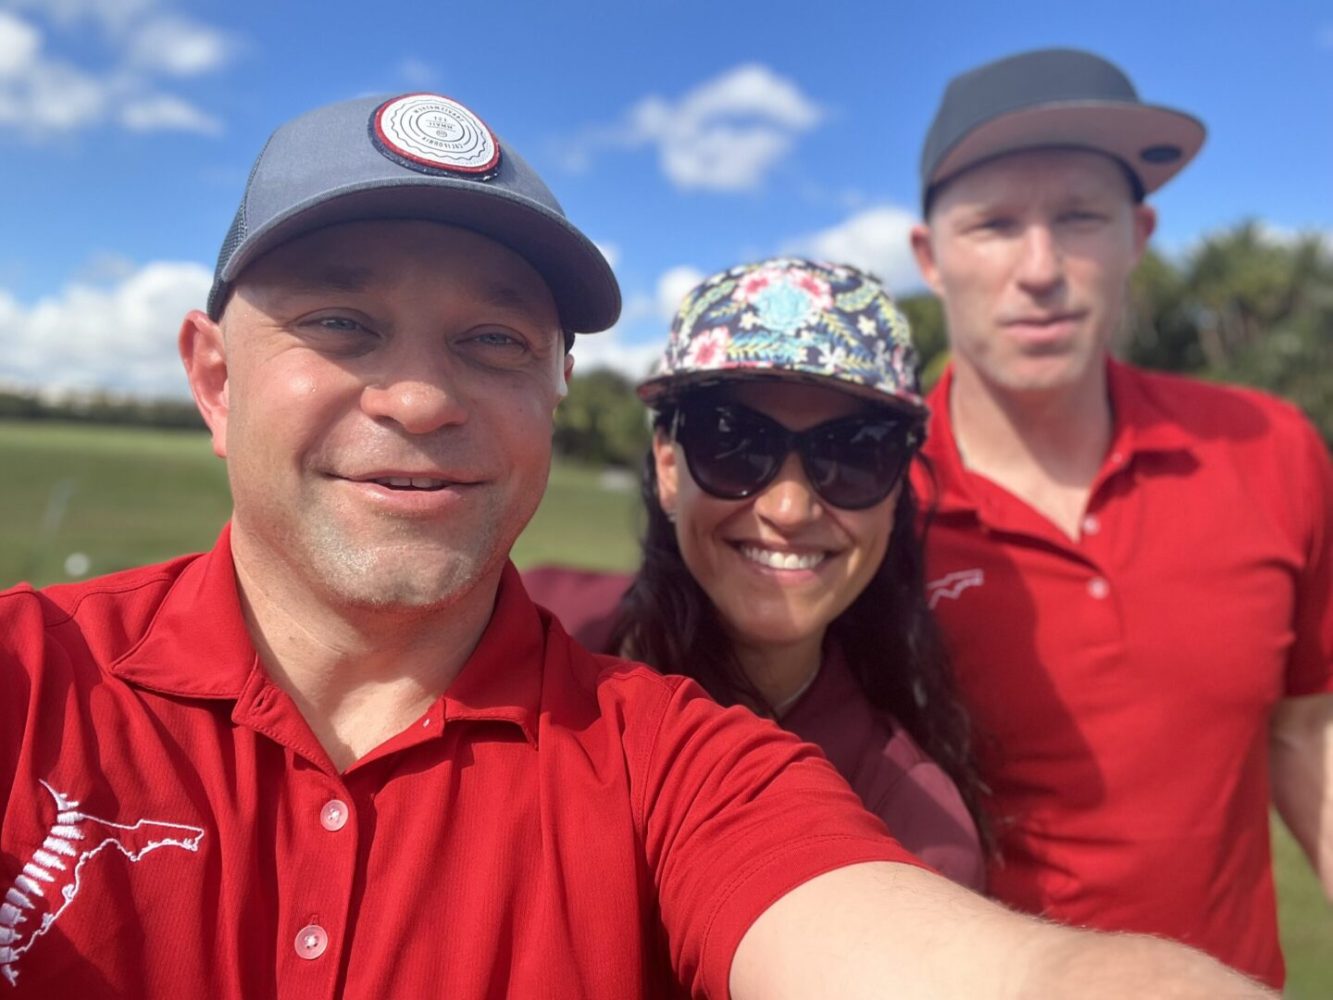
left=1, top=419, right=1329, bottom=992
left=0, top=419, right=642, bottom=586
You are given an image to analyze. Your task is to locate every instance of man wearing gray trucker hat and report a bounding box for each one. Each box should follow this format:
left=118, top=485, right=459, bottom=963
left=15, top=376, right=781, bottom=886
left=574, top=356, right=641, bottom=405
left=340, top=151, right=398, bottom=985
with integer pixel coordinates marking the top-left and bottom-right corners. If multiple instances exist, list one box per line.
left=909, top=48, right=1333, bottom=988
left=0, top=91, right=1275, bottom=998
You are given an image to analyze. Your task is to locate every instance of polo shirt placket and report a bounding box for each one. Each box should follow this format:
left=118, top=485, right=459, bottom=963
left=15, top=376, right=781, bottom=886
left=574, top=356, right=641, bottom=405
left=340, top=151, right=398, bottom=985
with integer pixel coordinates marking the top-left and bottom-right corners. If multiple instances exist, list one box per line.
left=229, top=670, right=361, bottom=998
left=954, top=411, right=1184, bottom=675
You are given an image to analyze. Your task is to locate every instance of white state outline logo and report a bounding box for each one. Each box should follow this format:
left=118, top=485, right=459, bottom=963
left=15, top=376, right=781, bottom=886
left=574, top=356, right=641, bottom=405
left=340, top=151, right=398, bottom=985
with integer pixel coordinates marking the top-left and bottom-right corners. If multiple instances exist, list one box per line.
left=0, top=782, right=205, bottom=987
left=375, top=94, right=499, bottom=173
left=926, top=568, right=985, bottom=609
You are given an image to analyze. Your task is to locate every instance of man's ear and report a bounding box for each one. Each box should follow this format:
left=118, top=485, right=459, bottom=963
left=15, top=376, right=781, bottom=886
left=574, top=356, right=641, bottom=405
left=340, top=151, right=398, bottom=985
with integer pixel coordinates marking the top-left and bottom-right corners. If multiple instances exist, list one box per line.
left=651, top=428, right=679, bottom=518
left=1130, top=203, right=1157, bottom=264
left=909, top=223, right=943, bottom=295
left=179, top=309, right=230, bottom=459
left=551, top=350, right=575, bottom=417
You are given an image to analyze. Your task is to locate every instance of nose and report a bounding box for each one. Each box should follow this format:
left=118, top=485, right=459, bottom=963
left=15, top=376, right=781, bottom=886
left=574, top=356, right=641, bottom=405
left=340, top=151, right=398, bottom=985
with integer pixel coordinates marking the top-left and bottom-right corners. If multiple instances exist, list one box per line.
left=752, top=452, right=824, bottom=528
left=359, top=341, right=469, bottom=435
left=1014, top=223, right=1064, bottom=296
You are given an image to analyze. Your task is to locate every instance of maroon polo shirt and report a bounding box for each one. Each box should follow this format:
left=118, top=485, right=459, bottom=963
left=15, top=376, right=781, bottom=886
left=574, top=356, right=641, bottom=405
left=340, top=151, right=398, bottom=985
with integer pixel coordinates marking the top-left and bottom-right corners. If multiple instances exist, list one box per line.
left=0, top=527, right=916, bottom=998
left=523, top=567, right=985, bottom=891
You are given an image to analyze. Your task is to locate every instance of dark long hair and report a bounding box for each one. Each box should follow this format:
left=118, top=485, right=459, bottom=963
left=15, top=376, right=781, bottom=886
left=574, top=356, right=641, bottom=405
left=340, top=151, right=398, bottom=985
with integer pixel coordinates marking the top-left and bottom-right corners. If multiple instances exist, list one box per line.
left=609, top=402, right=992, bottom=847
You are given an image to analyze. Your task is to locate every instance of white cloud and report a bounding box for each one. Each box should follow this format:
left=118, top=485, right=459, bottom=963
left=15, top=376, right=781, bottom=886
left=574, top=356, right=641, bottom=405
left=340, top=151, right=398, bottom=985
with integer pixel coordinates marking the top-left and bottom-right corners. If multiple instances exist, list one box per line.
left=0, top=261, right=211, bottom=397
left=567, top=292, right=662, bottom=380
left=785, top=205, right=924, bottom=294
left=569, top=327, right=661, bottom=382
left=120, top=93, right=221, bottom=134
left=0, top=3, right=233, bottom=139
left=127, top=15, right=233, bottom=76
left=656, top=265, right=704, bottom=320
left=0, top=52, right=108, bottom=132
left=1252, top=222, right=1333, bottom=261
left=593, top=241, right=621, bottom=271
left=397, top=56, right=438, bottom=88
left=8, top=0, right=157, bottom=33
left=0, top=10, right=38, bottom=76
left=573, top=63, right=824, bottom=192
left=74, top=251, right=138, bottom=284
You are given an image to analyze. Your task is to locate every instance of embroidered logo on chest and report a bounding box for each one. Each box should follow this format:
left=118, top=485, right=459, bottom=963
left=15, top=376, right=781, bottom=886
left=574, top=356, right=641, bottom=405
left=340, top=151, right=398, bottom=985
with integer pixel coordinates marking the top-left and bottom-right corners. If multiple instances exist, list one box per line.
left=926, top=568, right=985, bottom=609
left=1, top=782, right=206, bottom=987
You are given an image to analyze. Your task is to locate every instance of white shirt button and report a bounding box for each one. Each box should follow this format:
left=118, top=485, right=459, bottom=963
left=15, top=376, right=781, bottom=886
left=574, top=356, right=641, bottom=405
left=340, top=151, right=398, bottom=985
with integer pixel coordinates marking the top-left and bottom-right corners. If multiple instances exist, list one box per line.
left=294, top=924, right=328, bottom=960
left=1087, top=577, right=1110, bottom=600
left=320, top=799, right=349, bottom=832
left=1082, top=514, right=1101, bottom=536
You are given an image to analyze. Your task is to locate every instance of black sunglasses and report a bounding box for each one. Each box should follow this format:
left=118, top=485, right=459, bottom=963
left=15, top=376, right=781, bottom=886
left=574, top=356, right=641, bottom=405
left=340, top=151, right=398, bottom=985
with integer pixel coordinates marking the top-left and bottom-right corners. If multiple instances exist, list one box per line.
left=670, top=397, right=923, bottom=510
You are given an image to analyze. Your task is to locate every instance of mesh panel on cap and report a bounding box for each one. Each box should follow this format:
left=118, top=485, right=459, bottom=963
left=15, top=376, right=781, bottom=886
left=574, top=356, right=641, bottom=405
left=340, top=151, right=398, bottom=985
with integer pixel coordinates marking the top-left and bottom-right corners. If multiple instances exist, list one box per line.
left=213, top=132, right=274, bottom=279
left=214, top=205, right=247, bottom=277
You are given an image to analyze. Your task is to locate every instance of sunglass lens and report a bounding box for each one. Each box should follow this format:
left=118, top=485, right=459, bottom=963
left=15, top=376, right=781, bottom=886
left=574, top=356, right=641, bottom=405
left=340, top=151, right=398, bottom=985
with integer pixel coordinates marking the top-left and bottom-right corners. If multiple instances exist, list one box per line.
left=678, top=404, right=779, bottom=499
left=804, top=420, right=914, bottom=509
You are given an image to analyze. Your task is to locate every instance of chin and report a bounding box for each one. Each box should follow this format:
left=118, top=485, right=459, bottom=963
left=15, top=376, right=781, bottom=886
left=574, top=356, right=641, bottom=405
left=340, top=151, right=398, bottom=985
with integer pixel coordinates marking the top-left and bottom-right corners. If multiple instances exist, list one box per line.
left=729, top=615, right=824, bottom=650
left=305, top=518, right=506, bottom=610
left=316, top=549, right=492, bottom=613
left=995, top=357, right=1096, bottom=395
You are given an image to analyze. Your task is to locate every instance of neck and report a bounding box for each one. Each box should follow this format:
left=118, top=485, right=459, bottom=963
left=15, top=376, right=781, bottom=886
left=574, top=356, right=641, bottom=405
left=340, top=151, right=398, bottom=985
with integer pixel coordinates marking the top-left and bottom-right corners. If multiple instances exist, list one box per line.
left=731, top=632, right=824, bottom=716
left=948, top=360, right=1113, bottom=538
left=230, top=531, right=500, bottom=771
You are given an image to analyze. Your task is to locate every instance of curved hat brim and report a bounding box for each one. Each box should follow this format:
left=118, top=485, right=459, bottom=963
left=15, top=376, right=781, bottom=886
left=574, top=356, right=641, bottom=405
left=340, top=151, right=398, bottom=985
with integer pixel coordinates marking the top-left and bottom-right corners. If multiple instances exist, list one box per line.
left=215, top=180, right=620, bottom=334
left=930, top=101, right=1206, bottom=197
left=636, top=366, right=928, bottom=419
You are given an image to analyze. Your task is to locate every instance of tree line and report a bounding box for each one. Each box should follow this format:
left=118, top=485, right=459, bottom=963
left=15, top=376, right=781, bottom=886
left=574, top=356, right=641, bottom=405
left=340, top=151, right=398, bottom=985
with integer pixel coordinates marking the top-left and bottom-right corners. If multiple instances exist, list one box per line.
left=0, top=388, right=205, bottom=430
left=558, top=220, right=1333, bottom=468
left=3, top=221, right=1327, bottom=461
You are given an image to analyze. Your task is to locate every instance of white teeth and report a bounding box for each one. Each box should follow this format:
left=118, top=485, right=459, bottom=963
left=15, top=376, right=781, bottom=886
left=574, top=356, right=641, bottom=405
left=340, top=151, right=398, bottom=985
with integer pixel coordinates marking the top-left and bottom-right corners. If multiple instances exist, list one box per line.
left=739, top=545, right=825, bottom=570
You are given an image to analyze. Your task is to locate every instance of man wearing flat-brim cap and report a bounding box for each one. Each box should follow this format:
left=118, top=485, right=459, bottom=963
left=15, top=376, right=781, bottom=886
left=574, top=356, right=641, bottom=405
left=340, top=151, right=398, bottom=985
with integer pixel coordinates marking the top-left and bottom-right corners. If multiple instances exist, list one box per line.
left=0, top=89, right=1277, bottom=998
left=909, top=47, right=1333, bottom=989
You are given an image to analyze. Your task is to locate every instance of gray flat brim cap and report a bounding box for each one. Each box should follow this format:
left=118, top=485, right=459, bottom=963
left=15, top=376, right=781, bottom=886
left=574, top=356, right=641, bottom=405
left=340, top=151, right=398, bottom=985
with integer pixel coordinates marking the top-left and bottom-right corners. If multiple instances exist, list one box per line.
left=207, top=93, right=621, bottom=334
left=921, top=48, right=1206, bottom=210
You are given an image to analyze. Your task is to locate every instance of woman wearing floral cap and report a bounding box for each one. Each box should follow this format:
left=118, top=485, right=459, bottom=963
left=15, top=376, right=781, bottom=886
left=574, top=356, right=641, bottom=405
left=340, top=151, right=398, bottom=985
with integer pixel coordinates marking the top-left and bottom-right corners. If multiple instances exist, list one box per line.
left=526, top=257, right=986, bottom=889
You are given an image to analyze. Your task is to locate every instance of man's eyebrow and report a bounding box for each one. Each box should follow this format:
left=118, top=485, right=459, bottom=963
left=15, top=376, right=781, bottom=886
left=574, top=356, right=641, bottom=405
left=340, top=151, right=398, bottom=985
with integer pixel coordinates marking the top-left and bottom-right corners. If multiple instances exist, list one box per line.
left=477, top=283, right=553, bottom=315
left=279, top=263, right=377, bottom=293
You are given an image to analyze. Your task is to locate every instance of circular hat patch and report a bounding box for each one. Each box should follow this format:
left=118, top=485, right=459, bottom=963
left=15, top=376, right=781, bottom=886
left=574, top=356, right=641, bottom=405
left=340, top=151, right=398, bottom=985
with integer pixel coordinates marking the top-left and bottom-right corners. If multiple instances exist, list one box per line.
left=372, top=94, right=500, bottom=176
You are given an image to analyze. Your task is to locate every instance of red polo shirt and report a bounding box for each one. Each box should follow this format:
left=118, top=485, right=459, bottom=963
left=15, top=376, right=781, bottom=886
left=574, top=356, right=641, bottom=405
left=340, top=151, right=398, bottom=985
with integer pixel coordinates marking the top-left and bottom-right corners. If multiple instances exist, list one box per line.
left=912, top=360, right=1333, bottom=987
left=0, top=527, right=915, bottom=999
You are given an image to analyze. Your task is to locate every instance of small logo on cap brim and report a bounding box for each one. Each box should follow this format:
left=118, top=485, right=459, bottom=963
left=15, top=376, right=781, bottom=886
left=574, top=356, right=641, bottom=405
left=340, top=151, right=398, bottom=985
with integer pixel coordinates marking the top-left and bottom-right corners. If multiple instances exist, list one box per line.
left=1140, top=144, right=1182, bottom=164
left=372, top=93, right=500, bottom=176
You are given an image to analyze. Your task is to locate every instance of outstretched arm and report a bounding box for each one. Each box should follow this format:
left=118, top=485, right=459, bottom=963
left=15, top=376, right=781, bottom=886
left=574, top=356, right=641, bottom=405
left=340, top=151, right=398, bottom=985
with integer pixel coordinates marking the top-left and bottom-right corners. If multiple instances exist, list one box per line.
left=1270, top=691, right=1333, bottom=900
left=731, top=862, right=1273, bottom=1000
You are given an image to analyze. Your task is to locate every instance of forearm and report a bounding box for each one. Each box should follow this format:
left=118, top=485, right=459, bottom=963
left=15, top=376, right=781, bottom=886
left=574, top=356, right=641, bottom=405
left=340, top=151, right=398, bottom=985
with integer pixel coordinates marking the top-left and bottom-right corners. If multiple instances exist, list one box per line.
left=1269, top=692, right=1333, bottom=899
left=1019, top=925, right=1273, bottom=999
left=731, top=862, right=1276, bottom=1000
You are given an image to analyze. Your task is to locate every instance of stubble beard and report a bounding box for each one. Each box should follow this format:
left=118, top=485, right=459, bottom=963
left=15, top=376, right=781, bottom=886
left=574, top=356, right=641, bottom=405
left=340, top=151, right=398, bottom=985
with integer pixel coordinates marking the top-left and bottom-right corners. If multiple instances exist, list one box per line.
left=301, top=502, right=508, bottom=614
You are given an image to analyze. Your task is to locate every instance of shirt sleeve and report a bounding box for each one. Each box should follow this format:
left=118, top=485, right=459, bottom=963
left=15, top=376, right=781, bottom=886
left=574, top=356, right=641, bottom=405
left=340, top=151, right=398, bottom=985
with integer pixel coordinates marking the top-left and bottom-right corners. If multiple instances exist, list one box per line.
left=1284, top=412, right=1333, bottom=697
left=0, top=587, right=41, bottom=821
left=628, top=674, right=922, bottom=1000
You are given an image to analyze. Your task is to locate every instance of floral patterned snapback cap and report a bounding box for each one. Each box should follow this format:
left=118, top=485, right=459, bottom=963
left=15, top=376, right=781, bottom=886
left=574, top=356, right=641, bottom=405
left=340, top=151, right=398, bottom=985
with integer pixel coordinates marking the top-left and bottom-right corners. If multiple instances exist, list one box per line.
left=636, top=257, right=925, bottom=417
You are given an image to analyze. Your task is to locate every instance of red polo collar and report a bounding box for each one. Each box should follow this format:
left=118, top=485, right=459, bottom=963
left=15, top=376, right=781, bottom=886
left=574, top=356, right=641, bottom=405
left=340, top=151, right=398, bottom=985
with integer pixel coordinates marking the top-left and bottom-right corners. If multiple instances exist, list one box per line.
left=106, top=524, right=544, bottom=747
left=917, top=358, right=1197, bottom=517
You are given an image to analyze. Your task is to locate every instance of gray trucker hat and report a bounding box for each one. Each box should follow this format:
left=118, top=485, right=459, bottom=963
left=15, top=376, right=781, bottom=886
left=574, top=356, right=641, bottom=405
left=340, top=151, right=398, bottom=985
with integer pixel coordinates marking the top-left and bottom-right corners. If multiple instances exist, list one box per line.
left=207, top=93, right=621, bottom=334
left=920, top=48, right=1206, bottom=211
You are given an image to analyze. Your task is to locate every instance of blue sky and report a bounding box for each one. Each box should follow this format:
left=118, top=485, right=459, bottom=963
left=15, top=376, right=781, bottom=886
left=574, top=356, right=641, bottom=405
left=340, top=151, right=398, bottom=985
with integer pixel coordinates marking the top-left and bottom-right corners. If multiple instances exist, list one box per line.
left=2, top=0, right=1331, bottom=397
